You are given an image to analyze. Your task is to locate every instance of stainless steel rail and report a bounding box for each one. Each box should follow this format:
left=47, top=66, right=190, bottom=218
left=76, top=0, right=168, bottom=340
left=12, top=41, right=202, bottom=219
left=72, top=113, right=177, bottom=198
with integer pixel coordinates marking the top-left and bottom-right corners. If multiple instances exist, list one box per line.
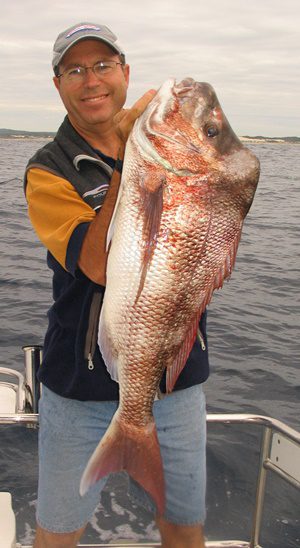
left=206, top=414, right=300, bottom=547
left=0, top=413, right=38, bottom=425
left=22, top=345, right=42, bottom=413
left=16, top=540, right=251, bottom=548
left=1, top=412, right=299, bottom=440
left=206, top=413, right=300, bottom=445
left=17, top=542, right=251, bottom=548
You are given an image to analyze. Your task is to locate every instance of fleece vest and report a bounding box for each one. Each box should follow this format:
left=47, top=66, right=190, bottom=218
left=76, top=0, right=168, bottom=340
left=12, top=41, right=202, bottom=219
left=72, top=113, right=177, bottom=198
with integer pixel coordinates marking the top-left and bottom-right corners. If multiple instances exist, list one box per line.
left=25, top=115, right=120, bottom=210
left=24, top=116, right=209, bottom=401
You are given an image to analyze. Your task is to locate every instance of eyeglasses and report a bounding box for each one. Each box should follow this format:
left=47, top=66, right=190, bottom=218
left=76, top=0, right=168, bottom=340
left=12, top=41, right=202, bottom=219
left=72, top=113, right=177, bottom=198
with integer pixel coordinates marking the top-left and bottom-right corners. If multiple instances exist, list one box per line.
left=57, top=60, right=123, bottom=83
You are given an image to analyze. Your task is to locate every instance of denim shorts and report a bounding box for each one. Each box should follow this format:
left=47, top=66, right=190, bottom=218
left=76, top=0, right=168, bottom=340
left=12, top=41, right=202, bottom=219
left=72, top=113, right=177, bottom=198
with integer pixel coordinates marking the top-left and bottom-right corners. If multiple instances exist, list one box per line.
left=37, top=383, right=206, bottom=533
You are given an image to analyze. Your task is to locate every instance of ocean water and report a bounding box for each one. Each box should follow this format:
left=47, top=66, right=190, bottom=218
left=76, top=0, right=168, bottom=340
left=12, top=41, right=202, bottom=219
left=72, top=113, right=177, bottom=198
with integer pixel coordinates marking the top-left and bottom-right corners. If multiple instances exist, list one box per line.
left=0, top=137, right=299, bottom=546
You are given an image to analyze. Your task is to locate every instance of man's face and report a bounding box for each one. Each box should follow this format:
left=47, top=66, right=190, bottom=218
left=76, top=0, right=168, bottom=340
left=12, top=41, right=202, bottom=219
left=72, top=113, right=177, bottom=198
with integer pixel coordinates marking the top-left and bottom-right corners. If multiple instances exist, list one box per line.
left=53, top=40, right=129, bottom=133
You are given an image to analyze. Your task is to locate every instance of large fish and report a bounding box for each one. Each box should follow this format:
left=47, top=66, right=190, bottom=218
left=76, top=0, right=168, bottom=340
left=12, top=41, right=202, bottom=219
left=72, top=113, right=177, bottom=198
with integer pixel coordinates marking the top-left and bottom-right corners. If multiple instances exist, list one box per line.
left=80, top=78, right=260, bottom=513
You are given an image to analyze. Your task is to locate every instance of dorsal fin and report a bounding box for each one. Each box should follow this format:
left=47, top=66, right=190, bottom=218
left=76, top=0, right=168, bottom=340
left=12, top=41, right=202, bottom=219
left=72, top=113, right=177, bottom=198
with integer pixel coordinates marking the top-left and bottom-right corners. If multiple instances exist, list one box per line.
left=166, top=226, right=243, bottom=392
left=212, top=225, right=242, bottom=290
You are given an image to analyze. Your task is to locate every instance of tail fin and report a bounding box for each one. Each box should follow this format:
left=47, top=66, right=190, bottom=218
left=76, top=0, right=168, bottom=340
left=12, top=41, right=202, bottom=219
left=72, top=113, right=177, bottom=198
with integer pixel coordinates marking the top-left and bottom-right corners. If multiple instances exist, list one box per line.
left=79, top=412, right=165, bottom=515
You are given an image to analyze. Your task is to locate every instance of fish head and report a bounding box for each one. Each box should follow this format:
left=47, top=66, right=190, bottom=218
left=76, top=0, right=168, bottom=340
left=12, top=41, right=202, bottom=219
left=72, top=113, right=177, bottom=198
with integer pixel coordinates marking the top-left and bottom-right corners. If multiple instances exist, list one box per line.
left=173, top=78, right=241, bottom=154
left=132, top=78, right=260, bottom=217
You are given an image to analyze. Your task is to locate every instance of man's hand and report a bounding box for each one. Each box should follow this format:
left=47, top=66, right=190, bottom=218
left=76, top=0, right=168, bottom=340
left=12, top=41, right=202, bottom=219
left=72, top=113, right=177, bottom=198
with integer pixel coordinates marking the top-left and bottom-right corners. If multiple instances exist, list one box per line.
left=114, top=89, right=157, bottom=143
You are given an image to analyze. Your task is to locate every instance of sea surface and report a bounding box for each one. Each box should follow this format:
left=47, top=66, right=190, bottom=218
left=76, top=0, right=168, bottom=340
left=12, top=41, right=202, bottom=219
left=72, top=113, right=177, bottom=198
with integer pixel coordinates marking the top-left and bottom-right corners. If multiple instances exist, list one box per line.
left=0, top=138, right=299, bottom=546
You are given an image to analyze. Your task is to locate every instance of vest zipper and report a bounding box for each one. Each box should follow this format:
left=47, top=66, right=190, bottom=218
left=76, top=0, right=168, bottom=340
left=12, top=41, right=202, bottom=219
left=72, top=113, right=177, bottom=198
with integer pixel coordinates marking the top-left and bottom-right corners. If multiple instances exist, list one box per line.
left=197, top=327, right=206, bottom=351
left=84, top=292, right=103, bottom=371
left=87, top=353, right=95, bottom=370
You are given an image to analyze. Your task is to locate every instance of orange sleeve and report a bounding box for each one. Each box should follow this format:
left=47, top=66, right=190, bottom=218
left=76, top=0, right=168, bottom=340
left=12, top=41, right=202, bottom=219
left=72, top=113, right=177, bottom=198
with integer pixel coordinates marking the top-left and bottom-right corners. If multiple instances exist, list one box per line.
left=26, top=168, right=96, bottom=269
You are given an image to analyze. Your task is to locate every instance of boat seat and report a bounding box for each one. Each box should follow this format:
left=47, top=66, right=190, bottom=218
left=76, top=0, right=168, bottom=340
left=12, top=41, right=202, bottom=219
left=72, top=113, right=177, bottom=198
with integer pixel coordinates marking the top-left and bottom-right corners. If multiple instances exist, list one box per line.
left=0, top=385, right=18, bottom=414
left=0, top=492, right=16, bottom=548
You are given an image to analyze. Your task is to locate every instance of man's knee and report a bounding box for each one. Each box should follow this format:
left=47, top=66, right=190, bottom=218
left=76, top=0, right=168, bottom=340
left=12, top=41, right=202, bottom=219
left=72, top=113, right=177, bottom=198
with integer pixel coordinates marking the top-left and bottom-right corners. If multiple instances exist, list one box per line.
left=33, top=524, right=86, bottom=548
left=156, top=516, right=205, bottom=547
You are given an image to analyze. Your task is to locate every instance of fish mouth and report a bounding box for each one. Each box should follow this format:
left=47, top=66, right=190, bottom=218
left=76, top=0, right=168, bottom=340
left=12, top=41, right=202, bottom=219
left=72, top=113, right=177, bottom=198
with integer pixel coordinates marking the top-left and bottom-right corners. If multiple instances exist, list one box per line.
left=131, top=78, right=202, bottom=174
left=173, top=77, right=197, bottom=97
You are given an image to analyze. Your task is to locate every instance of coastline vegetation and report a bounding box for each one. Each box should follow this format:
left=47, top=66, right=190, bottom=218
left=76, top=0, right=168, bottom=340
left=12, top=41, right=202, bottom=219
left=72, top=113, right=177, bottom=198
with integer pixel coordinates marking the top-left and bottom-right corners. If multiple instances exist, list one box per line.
left=0, top=128, right=299, bottom=144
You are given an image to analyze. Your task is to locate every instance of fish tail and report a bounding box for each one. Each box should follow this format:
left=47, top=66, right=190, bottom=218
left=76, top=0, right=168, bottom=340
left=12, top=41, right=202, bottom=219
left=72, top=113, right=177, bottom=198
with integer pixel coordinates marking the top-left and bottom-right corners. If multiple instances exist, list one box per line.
left=79, top=412, right=165, bottom=515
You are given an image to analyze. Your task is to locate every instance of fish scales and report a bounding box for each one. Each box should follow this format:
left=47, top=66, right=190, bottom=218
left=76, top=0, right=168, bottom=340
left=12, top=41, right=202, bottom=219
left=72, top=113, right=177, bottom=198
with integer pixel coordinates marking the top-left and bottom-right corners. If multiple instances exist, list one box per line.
left=80, top=78, right=260, bottom=515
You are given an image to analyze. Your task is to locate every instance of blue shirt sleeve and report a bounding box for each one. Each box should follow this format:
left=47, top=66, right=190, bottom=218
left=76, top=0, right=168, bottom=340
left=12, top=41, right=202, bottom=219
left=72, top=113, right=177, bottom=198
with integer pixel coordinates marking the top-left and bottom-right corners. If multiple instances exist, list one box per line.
left=65, top=222, right=90, bottom=276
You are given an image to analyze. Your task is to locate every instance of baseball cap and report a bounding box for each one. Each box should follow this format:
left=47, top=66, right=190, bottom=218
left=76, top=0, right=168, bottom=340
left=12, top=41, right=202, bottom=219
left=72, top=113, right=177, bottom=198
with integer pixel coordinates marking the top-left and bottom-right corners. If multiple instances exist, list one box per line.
left=52, top=22, right=125, bottom=74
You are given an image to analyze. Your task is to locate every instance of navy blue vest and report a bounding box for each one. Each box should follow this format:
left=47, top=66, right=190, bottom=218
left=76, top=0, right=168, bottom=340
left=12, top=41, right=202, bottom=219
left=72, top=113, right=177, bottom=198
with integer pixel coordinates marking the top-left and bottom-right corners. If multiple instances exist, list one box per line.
left=24, top=116, right=209, bottom=401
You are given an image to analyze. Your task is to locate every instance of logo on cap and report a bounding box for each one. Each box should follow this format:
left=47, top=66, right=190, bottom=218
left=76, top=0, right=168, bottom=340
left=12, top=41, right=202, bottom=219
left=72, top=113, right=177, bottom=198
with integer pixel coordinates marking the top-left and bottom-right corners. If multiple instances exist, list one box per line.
left=66, top=25, right=101, bottom=39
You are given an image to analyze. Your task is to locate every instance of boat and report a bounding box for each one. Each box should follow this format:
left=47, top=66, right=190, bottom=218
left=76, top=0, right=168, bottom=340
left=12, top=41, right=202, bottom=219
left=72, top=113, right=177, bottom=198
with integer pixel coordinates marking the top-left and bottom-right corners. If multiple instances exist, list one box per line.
left=0, top=345, right=299, bottom=548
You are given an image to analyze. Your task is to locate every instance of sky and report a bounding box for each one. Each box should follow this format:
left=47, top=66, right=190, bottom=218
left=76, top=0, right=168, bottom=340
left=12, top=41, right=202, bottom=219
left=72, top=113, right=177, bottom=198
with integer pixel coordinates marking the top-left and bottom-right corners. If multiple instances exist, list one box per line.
left=1, top=0, right=299, bottom=136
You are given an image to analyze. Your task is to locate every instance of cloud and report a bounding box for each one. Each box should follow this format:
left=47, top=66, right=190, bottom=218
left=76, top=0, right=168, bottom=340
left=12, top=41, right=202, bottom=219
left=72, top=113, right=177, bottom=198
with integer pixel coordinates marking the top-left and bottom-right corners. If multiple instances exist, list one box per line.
left=1, top=0, right=299, bottom=135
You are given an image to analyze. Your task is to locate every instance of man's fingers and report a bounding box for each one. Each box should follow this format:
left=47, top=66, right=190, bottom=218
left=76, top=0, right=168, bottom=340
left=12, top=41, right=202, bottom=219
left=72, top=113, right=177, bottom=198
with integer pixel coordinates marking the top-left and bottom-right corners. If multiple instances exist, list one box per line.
left=114, top=109, right=127, bottom=125
left=126, top=89, right=157, bottom=122
left=115, top=89, right=157, bottom=142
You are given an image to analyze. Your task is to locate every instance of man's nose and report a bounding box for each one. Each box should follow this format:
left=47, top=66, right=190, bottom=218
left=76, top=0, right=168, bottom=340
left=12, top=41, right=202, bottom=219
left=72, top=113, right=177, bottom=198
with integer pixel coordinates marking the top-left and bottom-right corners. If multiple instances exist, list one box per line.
left=84, top=67, right=100, bottom=85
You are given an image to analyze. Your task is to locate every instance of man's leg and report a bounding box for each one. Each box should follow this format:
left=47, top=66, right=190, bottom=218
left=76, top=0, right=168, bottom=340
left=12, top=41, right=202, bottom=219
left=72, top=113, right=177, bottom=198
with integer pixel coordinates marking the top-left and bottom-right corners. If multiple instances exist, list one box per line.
left=106, top=522, right=205, bottom=548
left=34, top=524, right=86, bottom=548
left=155, top=384, right=207, bottom=548
left=128, top=384, right=207, bottom=548
left=35, top=386, right=118, bottom=546
left=156, top=517, right=205, bottom=548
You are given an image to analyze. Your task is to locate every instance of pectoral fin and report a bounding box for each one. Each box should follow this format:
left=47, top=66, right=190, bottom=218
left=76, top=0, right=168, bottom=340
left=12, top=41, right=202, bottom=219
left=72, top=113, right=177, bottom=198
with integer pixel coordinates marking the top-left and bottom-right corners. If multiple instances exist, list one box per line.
left=135, top=170, right=166, bottom=302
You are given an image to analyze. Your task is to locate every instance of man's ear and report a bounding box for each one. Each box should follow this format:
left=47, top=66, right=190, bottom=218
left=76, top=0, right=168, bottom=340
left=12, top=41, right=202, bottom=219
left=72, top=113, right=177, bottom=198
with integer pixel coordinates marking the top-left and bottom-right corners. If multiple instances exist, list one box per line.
left=53, top=76, right=60, bottom=92
left=124, top=64, right=130, bottom=87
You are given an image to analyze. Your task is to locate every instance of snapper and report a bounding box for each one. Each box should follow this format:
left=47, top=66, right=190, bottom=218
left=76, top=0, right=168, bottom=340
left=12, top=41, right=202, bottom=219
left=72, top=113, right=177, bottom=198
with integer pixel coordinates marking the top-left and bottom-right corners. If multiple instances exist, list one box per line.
left=80, top=78, right=260, bottom=514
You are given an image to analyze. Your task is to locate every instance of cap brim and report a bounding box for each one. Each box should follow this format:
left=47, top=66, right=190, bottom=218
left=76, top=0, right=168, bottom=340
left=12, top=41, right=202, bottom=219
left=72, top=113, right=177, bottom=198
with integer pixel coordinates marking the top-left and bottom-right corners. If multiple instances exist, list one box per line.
left=53, top=34, right=123, bottom=70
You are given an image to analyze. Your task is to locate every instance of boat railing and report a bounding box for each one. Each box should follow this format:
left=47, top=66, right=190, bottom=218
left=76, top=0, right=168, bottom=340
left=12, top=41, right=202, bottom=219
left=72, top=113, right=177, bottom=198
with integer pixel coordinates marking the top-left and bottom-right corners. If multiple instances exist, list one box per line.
left=0, top=347, right=299, bottom=548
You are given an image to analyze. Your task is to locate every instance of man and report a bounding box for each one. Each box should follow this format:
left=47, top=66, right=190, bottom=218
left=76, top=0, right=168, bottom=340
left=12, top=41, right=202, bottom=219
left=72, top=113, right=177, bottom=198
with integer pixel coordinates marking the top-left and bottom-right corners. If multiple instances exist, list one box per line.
left=25, top=22, right=209, bottom=548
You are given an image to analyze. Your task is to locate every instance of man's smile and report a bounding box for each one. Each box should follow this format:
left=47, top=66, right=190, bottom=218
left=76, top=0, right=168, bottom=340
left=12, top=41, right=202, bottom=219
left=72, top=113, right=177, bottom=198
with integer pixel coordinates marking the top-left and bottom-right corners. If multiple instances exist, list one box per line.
left=81, top=93, right=109, bottom=103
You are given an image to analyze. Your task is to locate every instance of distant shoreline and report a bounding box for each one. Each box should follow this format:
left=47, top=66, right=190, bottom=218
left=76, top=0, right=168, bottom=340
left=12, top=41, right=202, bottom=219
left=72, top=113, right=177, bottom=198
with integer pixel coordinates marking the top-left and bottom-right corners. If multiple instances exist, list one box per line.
left=0, top=129, right=299, bottom=144
left=0, top=130, right=55, bottom=140
left=240, top=136, right=300, bottom=145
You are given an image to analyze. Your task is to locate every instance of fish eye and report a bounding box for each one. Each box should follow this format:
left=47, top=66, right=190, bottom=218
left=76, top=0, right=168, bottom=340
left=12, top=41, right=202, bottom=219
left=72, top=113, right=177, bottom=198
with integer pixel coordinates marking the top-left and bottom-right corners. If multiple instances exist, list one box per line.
left=206, top=125, right=219, bottom=138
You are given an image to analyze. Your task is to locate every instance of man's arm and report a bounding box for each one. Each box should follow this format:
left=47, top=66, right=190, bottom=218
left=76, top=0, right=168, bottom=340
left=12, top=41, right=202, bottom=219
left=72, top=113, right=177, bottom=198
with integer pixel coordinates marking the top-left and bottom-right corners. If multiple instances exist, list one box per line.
left=78, top=89, right=156, bottom=285
left=26, top=169, right=95, bottom=270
